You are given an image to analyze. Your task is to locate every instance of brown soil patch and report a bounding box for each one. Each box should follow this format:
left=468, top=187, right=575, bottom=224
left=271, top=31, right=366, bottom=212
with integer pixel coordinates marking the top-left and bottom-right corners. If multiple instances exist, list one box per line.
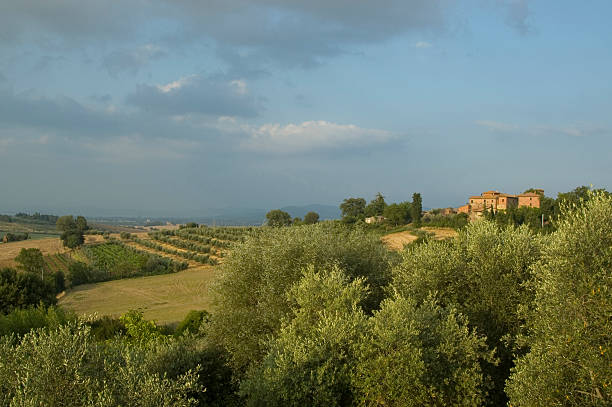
left=381, top=231, right=419, bottom=251
left=0, top=238, right=68, bottom=268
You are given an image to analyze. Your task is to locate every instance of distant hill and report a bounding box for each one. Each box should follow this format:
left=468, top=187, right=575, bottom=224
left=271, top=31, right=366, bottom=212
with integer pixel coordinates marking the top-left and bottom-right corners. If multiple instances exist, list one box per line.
left=88, top=204, right=341, bottom=227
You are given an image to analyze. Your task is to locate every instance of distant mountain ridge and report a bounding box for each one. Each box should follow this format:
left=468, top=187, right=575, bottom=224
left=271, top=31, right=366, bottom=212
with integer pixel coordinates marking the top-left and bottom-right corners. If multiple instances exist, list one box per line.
left=88, top=204, right=341, bottom=226
left=279, top=204, right=341, bottom=220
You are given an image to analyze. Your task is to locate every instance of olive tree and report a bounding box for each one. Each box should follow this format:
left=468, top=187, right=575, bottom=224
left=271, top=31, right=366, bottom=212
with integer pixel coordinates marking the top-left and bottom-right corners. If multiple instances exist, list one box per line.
left=391, top=220, right=542, bottom=405
left=208, top=223, right=391, bottom=374
left=506, top=192, right=612, bottom=406
left=241, top=266, right=368, bottom=406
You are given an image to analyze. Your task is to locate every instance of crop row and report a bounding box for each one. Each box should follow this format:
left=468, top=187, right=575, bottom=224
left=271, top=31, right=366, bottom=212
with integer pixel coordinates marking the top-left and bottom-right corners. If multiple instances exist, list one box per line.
left=176, top=226, right=254, bottom=242
left=81, top=242, right=188, bottom=274
left=131, top=237, right=218, bottom=265
left=149, top=234, right=217, bottom=254
left=43, top=253, right=72, bottom=274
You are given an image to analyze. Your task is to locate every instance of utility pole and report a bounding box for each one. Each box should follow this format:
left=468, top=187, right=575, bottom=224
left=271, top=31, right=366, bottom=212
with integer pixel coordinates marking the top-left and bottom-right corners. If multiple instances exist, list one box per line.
left=541, top=214, right=544, bottom=228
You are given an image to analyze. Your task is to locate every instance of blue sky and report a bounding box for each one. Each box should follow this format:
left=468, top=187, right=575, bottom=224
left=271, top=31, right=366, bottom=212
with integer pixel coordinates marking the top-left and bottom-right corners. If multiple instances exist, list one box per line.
left=0, top=0, right=610, bottom=216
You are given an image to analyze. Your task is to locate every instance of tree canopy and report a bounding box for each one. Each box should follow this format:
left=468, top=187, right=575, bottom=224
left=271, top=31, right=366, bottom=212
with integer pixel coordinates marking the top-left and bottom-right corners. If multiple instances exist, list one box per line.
left=265, top=209, right=292, bottom=227
left=303, top=211, right=319, bottom=225
left=56, top=215, right=88, bottom=248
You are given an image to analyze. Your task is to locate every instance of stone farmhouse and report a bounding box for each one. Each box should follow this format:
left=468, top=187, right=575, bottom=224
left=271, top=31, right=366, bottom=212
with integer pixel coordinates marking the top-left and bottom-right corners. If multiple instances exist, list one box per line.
left=458, top=189, right=543, bottom=221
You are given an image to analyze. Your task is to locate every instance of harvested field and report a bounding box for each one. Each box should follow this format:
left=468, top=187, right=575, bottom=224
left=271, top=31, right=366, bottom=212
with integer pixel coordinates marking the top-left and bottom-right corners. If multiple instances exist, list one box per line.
left=421, top=227, right=459, bottom=240
left=59, top=266, right=216, bottom=325
left=381, top=231, right=419, bottom=251
left=0, top=237, right=67, bottom=268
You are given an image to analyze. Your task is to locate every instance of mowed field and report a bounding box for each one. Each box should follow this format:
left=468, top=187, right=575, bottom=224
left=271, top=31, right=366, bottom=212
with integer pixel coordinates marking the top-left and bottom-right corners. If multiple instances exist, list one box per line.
left=381, top=227, right=458, bottom=251
left=0, top=237, right=67, bottom=268
left=59, top=266, right=217, bottom=325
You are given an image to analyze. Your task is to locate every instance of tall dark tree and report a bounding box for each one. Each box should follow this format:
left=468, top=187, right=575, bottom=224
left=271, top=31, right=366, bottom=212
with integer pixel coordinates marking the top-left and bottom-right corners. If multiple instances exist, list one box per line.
left=56, top=215, right=87, bottom=248
left=303, top=212, right=319, bottom=224
left=265, top=210, right=292, bottom=227
left=0, top=268, right=57, bottom=314
left=340, top=198, right=366, bottom=223
left=411, top=193, right=423, bottom=227
left=383, top=202, right=411, bottom=226
left=365, top=193, right=387, bottom=217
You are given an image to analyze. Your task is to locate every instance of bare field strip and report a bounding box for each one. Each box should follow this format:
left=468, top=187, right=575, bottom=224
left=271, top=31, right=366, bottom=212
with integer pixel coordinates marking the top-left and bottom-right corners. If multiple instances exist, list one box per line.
left=59, top=266, right=217, bottom=325
left=0, top=237, right=67, bottom=268
left=382, top=227, right=458, bottom=251
left=381, top=231, right=419, bottom=251
left=421, top=227, right=459, bottom=240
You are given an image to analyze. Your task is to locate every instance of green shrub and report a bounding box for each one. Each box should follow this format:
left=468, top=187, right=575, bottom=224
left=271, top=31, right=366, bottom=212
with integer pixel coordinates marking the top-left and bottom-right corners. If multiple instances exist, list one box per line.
left=0, top=323, right=201, bottom=406
left=0, top=305, right=75, bottom=337
left=175, top=310, right=210, bottom=337
left=0, top=267, right=57, bottom=314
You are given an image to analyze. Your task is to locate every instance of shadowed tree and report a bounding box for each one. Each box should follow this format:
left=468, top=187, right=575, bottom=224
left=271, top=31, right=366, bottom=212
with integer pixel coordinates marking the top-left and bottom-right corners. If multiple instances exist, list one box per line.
left=303, top=211, right=319, bottom=225
left=266, top=210, right=292, bottom=227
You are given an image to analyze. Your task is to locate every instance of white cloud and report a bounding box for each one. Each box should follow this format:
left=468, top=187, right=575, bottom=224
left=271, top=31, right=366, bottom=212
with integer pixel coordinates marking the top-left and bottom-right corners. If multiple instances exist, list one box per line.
left=157, top=75, right=196, bottom=93
left=230, top=79, right=248, bottom=95
left=240, top=120, right=394, bottom=154
left=414, top=41, right=432, bottom=48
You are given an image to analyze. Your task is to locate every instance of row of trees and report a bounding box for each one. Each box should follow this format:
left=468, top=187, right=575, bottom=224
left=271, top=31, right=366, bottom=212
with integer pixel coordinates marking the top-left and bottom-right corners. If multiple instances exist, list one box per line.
left=265, top=210, right=320, bottom=227
left=340, top=192, right=423, bottom=226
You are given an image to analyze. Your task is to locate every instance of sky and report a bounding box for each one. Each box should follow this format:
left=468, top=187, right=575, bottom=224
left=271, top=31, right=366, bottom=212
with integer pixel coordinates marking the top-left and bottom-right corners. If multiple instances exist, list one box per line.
left=0, top=0, right=611, bottom=217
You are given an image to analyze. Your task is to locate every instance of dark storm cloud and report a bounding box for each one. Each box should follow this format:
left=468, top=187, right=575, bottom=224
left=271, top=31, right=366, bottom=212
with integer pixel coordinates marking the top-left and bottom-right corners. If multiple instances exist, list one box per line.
left=0, top=1, right=448, bottom=69
left=0, top=88, right=232, bottom=146
left=0, top=89, right=121, bottom=134
left=0, top=0, right=150, bottom=46
left=126, top=75, right=261, bottom=117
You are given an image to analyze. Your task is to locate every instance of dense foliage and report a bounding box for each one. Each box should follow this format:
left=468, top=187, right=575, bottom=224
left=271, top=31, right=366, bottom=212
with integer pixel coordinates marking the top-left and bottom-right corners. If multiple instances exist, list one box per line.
left=265, top=209, right=292, bottom=227
left=0, top=193, right=610, bottom=406
left=1, top=232, right=29, bottom=242
left=208, top=223, right=392, bottom=373
left=506, top=192, right=612, bottom=405
left=0, top=267, right=57, bottom=314
left=56, top=215, right=89, bottom=248
left=69, top=243, right=188, bottom=285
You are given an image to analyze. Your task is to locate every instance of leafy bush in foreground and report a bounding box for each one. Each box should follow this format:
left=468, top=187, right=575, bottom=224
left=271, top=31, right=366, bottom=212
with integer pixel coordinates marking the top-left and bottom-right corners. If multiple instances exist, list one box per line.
left=0, top=305, right=75, bottom=337
left=209, top=223, right=392, bottom=374
left=0, top=323, right=201, bottom=406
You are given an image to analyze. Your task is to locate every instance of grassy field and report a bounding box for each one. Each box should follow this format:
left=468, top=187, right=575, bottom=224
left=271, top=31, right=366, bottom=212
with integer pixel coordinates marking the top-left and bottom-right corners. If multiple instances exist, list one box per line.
left=59, top=266, right=217, bottom=324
